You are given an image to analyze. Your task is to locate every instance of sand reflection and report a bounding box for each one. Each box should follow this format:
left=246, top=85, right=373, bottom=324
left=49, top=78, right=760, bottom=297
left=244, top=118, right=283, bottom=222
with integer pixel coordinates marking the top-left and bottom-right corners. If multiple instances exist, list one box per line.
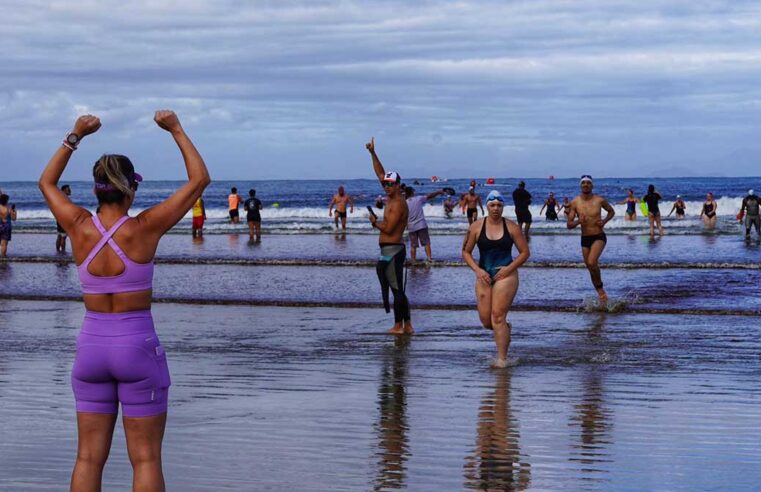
left=570, top=314, right=613, bottom=475
left=373, top=337, right=411, bottom=490
left=464, top=370, right=531, bottom=491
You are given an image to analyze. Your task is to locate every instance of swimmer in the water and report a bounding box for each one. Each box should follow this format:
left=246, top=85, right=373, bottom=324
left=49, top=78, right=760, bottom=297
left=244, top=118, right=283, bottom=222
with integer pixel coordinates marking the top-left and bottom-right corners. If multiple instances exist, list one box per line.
left=619, top=189, right=639, bottom=221
left=443, top=194, right=456, bottom=218
left=560, top=196, right=571, bottom=217
left=461, top=186, right=484, bottom=224
left=741, top=189, right=761, bottom=239
left=567, top=175, right=615, bottom=306
left=512, top=181, right=532, bottom=239
left=462, top=190, right=529, bottom=368
left=328, top=185, right=354, bottom=231
left=700, top=192, right=718, bottom=229
left=643, top=184, right=664, bottom=237
left=667, top=195, right=687, bottom=219
left=56, top=184, right=72, bottom=252
left=0, top=194, right=16, bottom=257
left=539, top=192, right=559, bottom=221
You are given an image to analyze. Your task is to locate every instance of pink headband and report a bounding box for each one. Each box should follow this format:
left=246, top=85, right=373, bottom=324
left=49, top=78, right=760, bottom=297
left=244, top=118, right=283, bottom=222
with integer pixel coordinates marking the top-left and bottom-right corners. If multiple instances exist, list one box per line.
left=94, top=172, right=143, bottom=192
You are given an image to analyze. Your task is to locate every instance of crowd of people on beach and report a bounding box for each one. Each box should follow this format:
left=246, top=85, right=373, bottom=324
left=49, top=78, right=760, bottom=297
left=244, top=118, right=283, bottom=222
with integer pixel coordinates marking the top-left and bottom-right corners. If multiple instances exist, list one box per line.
left=1, top=110, right=759, bottom=491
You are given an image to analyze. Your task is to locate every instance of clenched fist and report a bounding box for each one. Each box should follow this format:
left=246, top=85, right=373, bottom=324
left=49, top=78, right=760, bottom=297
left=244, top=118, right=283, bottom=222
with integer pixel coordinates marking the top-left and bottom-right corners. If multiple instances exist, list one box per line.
left=154, top=110, right=183, bottom=133
left=365, top=137, right=375, bottom=154
left=73, top=115, right=101, bottom=137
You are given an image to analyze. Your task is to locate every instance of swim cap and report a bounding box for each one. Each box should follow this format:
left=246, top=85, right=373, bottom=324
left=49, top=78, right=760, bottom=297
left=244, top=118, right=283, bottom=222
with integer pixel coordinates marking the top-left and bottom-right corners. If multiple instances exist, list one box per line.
left=382, top=171, right=401, bottom=184
left=486, top=190, right=504, bottom=203
left=580, top=174, right=593, bottom=185
left=677, top=195, right=681, bottom=198
left=749, top=189, right=755, bottom=195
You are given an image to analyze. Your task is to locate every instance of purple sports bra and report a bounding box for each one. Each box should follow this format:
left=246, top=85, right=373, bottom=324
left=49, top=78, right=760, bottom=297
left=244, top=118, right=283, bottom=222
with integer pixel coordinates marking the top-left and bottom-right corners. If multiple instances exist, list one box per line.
left=77, top=215, right=154, bottom=294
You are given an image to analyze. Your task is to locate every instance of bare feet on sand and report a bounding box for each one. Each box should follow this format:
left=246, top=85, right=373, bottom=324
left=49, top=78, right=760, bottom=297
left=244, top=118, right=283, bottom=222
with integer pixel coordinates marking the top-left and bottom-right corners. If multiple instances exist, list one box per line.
left=388, top=321, right=414, bottom=335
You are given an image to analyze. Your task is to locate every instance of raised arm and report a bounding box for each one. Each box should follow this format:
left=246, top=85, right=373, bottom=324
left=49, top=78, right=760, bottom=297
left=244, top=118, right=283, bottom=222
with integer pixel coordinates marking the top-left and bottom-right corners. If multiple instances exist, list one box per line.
left=138, top=111, right=211, bottom=236
left=365, top=137, right=386, bottom=184
left=39, top=115, right=102, bottom=231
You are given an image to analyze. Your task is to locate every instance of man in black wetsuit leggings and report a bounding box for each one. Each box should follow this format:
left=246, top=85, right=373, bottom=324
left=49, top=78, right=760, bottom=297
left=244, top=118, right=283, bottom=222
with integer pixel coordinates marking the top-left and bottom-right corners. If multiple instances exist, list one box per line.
left=366, top=137, right=414, bottom=335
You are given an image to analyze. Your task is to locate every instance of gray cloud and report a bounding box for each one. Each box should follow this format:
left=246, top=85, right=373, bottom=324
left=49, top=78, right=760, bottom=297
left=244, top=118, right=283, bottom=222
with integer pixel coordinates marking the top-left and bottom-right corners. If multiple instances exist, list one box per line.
left=2, top=0, right=761, bottom=179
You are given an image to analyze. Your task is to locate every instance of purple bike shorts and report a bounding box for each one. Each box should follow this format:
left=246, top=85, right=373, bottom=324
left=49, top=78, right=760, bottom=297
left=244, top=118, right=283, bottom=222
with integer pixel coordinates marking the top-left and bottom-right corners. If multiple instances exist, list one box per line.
left=72, top=310, right=171, bottom=417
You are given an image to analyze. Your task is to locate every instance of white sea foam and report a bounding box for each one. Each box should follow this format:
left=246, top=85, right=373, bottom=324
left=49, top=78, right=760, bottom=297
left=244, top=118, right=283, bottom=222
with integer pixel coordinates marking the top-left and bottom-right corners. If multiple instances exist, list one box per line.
left=10, top=195, right=752, bottom=236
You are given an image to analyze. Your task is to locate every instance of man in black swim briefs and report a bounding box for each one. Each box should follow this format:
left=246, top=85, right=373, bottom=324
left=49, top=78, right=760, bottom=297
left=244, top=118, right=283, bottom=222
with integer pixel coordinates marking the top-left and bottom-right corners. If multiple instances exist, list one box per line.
left=366, top=137, right=413, bottom=335
left=461, top=186, right=484, bottom=224
left=567, top=175, right=615, bottom=305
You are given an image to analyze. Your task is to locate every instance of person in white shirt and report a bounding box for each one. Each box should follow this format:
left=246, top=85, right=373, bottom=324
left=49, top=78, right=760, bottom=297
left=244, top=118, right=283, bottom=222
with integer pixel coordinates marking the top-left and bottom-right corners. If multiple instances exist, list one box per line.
left=404, top=186, right=446, bottom=263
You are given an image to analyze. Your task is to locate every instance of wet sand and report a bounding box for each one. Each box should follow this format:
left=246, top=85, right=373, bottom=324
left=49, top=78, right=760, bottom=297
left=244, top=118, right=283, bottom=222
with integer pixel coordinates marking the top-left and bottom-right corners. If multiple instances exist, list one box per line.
left=2, top=300, right=761, bottom=490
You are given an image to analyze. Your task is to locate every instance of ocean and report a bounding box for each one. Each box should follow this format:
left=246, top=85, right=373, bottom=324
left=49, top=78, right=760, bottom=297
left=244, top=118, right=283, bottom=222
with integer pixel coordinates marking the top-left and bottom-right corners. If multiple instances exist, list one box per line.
left=2, top=177, right=759, bottom=235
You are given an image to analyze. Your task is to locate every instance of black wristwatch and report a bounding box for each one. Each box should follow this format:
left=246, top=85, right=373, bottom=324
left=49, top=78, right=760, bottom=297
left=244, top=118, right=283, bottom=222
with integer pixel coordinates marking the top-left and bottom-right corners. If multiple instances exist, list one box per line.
left=62, top=132, right=81, bottom=151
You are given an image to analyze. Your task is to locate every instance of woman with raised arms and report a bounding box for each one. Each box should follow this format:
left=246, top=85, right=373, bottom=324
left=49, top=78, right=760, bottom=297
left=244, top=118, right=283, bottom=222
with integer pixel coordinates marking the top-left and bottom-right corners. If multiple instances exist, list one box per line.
left=39, top=110, right=210, bottom=491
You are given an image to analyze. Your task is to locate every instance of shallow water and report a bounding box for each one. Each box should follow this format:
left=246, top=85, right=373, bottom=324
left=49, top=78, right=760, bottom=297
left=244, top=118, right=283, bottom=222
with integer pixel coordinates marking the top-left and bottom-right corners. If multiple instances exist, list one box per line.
left=2, top=261, right=760, bottom=315
left=4, top=232, right=761, bottom=265
left=1, top=301, right=761, bottom=490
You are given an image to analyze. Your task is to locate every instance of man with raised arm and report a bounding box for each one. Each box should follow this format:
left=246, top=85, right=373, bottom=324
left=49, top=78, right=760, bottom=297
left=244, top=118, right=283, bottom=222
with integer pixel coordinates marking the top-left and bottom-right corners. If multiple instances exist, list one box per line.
left=404, top=186, right=446, bottom=264
left=567, top=175, right=615, bottom=305
left=366, top=137, right=413, bottom=335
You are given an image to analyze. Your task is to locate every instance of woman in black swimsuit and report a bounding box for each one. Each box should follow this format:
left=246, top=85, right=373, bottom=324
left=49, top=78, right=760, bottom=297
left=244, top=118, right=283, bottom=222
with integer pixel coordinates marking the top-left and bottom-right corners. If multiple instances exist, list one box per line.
left=668, top=195, right=686, bottom=219
left=701, top=192, right=717, bottom=229
left=462, top=190, right=530, bottom=368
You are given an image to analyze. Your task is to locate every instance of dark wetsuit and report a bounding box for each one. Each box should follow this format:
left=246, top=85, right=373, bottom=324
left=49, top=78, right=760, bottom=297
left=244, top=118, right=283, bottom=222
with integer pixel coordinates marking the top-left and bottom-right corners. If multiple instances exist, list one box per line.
left=703, top=202, right=716, bottom=218
left=744, top=195, right=761, bottom=235
left=644, top=192, right=661, bottom=216
left=376, top=243, right=410, bottom=323
left=512, top=188, right=532, bottom=224
left=545, top=198, right=558, bottom=221
left=675, top=201, right=685, bottom=216
left=477, top=219, right=514, bottom=280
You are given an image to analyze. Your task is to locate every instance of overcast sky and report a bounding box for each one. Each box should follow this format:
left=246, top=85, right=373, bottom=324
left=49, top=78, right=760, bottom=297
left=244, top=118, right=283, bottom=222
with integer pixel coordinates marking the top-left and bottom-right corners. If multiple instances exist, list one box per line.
left=2, top=0, right=761, bottom=181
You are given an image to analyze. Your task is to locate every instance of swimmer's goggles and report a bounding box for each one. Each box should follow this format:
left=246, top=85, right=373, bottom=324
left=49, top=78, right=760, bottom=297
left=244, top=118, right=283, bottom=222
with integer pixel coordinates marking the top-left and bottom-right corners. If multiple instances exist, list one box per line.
left=486, top=190, right=504, bottom=203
